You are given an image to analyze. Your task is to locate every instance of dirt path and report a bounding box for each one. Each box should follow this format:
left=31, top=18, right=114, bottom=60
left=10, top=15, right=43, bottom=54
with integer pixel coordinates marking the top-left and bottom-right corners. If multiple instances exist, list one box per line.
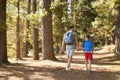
left=0, top=51, right=120, bottom=80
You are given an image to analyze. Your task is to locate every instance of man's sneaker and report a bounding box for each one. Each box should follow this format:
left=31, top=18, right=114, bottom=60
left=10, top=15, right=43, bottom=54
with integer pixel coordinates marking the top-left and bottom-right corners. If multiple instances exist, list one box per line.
left=83, top=68, right=88, bottom=71
left=65, top=67, right=71, bottom=71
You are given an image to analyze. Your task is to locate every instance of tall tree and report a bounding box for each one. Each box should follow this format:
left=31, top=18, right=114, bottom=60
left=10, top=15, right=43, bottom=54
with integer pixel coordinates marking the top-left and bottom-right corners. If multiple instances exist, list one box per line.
left=16, top=0, right=22, bottom=60
left=41, top=0, right=56, bottom=60
left=22, top=0, right=31, bottom=57
left=115, top=0, right=120, bottom=56
left=0, top=0, right=9, bottom=63
left=32, top=0, right=39, bottom=60
left=115, top=18, right=120, bottom=56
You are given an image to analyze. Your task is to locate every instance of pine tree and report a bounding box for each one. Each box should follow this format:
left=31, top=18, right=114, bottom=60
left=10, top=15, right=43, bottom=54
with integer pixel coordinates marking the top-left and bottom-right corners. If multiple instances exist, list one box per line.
left=0, top=0, right=9, bottom=63
left=41, top=0, right=56, bottom=60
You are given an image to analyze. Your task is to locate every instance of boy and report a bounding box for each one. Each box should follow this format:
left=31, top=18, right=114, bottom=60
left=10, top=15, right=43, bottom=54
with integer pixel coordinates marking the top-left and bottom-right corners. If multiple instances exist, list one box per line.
left=83, top=35, right=94, bottom=72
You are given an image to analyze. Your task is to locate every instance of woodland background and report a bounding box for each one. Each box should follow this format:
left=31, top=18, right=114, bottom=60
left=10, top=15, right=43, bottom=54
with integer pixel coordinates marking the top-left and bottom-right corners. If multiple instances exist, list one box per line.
left=0, top=0, right=120, bottom=63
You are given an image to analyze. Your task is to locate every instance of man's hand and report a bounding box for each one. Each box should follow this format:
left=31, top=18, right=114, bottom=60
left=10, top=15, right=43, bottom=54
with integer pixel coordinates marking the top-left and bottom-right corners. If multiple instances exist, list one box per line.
left=61, top=35, right=65, bottom=52
left=61, top=47, right=65, bottom=52
left=76, top=46, right=79, bottom=51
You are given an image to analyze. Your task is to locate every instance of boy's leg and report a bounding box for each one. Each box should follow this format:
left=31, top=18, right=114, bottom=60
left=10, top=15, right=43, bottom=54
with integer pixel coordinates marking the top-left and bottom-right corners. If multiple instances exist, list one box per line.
left=85, top=60, right=88, bottom=71
left=85, top=53, right=88, bottom=71
left=88, top=53, right=93, bottom=71
left=88, top=60, right=92, bottom=71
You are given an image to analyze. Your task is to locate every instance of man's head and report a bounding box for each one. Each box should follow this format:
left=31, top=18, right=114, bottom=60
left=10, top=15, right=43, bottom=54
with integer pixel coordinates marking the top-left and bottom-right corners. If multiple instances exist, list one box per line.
left=69, top=26, right=74, bottom=31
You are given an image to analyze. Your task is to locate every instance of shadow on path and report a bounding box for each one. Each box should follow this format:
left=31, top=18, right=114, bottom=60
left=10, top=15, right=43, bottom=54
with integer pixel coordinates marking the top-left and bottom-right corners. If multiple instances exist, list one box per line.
left=0, top=52, right=120, bottom=80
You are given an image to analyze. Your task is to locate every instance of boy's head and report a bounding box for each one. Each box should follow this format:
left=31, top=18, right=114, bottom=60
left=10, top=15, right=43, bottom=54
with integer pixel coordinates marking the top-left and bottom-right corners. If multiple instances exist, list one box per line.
left=85, top=35, right=91, bottom=40
left=69, top=26, right=74, bottom=31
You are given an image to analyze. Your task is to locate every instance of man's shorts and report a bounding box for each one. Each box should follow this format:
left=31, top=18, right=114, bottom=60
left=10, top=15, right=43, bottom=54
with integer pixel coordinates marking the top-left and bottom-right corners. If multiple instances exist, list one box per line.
left=66, top=49, right=74, bottom=57
left=84, top=52, right=93, bottom=60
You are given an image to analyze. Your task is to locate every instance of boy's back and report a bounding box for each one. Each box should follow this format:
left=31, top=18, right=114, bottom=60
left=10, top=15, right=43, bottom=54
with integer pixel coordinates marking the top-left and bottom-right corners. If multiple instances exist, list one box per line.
left=83, top=40, right=94, bottom=52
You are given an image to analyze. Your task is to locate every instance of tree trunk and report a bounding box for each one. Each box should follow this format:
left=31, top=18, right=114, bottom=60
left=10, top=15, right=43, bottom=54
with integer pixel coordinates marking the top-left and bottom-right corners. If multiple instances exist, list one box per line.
left=32, top=0, right=39, bottom=60
left=41, top=0, right=56, bottom=60
left=115, top=18, right=120, bottom=56
left=0, top=0, right=9, bottom=63
left=16, top=0, right=22, bottom=60
left=22, top=0, right=31, bottom=57
left=105, top=33, right=108, bottom=45
left=71, top=1, right=76, bottom=26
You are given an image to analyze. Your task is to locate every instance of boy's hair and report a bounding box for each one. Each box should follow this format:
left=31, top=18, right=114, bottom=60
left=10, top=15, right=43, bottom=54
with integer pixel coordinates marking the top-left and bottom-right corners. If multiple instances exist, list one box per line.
left=69, top=26, right=74, bottom=29
left=86, top=35, right=91, bottom=39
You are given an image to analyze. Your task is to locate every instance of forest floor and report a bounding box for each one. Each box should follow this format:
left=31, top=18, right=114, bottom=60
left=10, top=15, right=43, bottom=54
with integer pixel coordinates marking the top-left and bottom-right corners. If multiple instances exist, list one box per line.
left=0, top=49, right=120, bottom=80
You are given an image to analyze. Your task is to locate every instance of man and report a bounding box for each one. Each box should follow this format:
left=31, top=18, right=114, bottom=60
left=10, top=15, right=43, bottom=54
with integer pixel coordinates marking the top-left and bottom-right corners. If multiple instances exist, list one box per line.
left=61, top=26, right=79, bottom=71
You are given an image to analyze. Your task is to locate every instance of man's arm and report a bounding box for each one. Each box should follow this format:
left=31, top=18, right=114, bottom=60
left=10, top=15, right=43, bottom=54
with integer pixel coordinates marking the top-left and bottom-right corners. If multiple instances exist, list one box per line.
left=75, top=36, right=79, bottom=50
left=61, top=35, right=65, bottom=52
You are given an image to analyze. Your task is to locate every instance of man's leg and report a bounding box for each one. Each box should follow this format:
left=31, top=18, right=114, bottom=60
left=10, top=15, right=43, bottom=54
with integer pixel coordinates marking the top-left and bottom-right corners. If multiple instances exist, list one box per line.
left=66, top=50, right=71, bottom=70
left=66, top=49, right=74, bottom=70
left=67, top=56, right=72, bottom=68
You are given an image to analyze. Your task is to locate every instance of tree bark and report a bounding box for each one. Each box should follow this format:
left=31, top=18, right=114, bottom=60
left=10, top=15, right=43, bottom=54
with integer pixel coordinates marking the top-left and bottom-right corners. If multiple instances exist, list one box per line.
left=22, top=0, right=31, bottom=57
left=32, top=0, right=39, bottom=60
left=115, top=17, right=120, bottom=56
left=16, top=0, right=22, bottom=60
left=41, top=0, right=56, bottom=60
left=0, top=0, right=9, bottom=63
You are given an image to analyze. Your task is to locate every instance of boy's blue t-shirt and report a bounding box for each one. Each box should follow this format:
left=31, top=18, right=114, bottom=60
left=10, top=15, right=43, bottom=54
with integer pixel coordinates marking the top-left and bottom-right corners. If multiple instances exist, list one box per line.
left=83, top=40, right=94, bottom=52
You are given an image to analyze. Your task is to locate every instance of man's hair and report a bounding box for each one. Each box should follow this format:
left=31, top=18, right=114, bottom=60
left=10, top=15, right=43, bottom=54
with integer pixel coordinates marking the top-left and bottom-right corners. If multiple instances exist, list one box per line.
left=86, top=35, right=91, bottom=39
left=69, top=26, right=74, bottom=29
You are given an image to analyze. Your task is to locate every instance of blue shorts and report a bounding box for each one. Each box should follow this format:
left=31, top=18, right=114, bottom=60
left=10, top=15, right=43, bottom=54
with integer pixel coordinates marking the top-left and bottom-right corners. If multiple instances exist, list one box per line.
left=66, top=49, right=74, bottom=57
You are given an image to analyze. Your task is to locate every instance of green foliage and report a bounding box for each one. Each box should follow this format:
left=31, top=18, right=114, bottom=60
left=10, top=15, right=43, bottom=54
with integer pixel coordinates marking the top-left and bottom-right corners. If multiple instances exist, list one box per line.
left=7, top=0, right=43, bottom=58
left=27, top=11, right=43, bottom=27
left=6, top=0, right=120, bottom=58
left=68, top=0, right=97, bottom=43
left=51, top=0, right=68, bottom=46
left=7, top=0, right=18, bottom=58
left=91, top=0, right=117, bottom=45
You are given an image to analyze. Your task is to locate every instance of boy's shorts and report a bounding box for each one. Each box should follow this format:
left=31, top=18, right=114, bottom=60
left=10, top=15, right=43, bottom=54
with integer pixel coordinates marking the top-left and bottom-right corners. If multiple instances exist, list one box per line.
left=84, top=52, right=93, bottom=60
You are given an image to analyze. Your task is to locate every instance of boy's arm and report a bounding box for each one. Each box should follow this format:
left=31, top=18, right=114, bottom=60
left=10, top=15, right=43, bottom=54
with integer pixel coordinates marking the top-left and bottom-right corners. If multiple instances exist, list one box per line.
left=83, top=42, right=85, bottom=52
left=92, top=42, right=94, bottom=53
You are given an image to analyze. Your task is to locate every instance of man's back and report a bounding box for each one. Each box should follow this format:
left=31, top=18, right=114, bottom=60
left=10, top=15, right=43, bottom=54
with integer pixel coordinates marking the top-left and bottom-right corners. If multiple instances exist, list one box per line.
left=65, top=31, right=77, bottom=50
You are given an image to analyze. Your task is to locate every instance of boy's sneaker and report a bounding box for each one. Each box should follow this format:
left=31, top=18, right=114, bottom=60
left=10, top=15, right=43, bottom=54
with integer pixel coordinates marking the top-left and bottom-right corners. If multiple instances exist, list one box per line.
left=88, top=69, right=91, bottom=72
left=65, top=67, right=71, bottom=71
